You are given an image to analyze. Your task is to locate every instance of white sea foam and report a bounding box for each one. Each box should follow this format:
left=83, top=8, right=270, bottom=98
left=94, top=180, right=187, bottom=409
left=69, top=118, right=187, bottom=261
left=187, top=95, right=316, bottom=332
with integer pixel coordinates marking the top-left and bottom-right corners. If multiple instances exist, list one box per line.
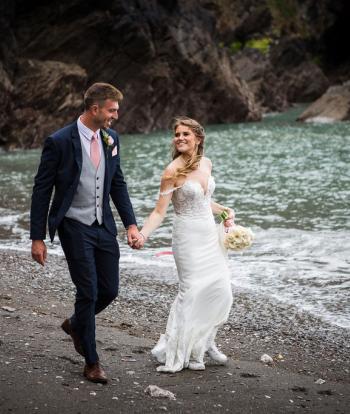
left=305, top=116, right=337, bottom=123
left=1, top=226, right=349, bottom=329
left=226, top=227, right=350, bottom=329
left=0, top=213, right=23, bottom=225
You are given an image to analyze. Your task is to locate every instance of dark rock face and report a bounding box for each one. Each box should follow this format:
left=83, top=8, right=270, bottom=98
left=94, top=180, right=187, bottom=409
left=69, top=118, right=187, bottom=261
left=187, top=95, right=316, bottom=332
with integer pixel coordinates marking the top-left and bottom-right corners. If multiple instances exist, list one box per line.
left=231, top=49, right=289, bottom=112
left=1, top=0, right=261, bottom=148
left=11, top=59, right=87, bottom=148
left=269, top=38, right=310, bottom=75
left=201, top=0, right=272, bottom=43
left=215, top=0, right=349, bottom=114
left=0, top=0, right=17, bottom=146
left=0, top=64, right=14, bottom=146
left=231, top=48, right=329, bottom=112
left=281, top=61, right=329, bottom=103
left=1, top=0, right=348, bottom=147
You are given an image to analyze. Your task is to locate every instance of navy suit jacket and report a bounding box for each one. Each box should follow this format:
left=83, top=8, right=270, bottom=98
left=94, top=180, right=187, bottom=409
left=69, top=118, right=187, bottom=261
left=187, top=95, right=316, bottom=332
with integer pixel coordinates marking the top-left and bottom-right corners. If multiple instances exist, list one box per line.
left=30, top=121, right=137, bottom=242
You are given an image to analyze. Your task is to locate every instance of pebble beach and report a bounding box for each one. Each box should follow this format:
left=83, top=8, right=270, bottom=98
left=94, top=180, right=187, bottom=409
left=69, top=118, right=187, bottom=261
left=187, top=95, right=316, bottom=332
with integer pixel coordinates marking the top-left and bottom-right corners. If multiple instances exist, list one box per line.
left=0, top=249, right=349, bottom=413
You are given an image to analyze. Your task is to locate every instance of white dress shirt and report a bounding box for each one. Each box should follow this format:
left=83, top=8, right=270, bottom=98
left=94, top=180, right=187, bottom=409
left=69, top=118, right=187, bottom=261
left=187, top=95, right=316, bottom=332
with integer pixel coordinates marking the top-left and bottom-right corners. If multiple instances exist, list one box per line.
left=77, top=117, right=102, bottom=157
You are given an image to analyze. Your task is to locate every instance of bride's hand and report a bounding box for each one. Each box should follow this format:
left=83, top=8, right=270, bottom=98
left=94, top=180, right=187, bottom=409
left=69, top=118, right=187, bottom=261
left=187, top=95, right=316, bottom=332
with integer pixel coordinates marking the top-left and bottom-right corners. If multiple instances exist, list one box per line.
left=132, top=232, right=147, bottom=249
left=223, top=208, right=235, bottom=228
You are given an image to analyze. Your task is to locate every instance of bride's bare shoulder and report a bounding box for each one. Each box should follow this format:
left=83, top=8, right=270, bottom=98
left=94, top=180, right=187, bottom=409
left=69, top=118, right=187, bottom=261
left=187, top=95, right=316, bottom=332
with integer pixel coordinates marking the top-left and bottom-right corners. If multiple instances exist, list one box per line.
left=202, top=156, right=213, bottom=171
left=162, top=157, right=183, bottom=178
left=162, top=160, right=175, bottom=178
left=159, top=160, right=177, bottom=188
left=158, top=161, right=179, bottom=196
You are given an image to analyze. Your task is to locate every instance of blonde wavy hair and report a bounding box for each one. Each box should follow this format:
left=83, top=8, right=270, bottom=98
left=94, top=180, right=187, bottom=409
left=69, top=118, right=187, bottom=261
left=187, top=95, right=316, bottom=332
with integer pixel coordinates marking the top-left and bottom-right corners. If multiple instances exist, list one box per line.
left=171, top=116, right=205, bottom=180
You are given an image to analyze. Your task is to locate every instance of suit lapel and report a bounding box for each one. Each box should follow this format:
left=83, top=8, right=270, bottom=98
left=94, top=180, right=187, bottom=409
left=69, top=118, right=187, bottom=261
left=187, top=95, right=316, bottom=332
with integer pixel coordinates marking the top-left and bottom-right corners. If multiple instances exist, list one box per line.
left=71, top=122, right=82, bottom=172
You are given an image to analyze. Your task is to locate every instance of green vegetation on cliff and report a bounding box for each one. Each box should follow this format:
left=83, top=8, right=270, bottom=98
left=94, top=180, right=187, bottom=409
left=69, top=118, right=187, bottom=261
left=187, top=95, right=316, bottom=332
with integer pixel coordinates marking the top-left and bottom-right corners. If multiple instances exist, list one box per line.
left=225, top=37, right=272, bottom=55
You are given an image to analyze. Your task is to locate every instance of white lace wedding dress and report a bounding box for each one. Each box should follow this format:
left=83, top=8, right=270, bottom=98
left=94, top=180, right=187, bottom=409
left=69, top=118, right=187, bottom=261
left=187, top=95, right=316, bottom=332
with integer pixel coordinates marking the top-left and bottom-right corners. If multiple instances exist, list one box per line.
left=151, top=176, right=233, bottom=372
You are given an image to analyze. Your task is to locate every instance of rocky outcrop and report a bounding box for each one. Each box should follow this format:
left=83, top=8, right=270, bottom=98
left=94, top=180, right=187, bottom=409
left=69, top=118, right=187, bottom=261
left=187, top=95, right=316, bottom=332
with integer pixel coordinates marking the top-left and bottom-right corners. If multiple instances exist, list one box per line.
left=0, top=63, right=14, bottom=145
left=0, top=0, right=16, bottom=146
left=281, top=61, right=330, bottom=103
left=1, top=0, right=349, bottom=148
left=0, top=0, right=261, bottom=148
left=267, top=38, right=329, bottom=103
left=231, top=49, right=288, bottom=112
left=8, top=59, right=87, bottom=148
left=231, top=48, right=329, bottom=113
left=298, top=81, right=350, bottom=122
left=215, top=1, right=348, bottom=113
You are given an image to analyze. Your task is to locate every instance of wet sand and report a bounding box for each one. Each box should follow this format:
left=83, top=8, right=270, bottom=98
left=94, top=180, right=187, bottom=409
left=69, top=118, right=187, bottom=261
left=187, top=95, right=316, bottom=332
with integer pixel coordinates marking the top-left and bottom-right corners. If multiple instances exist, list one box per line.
left=0, top=249, right=349, bottom=413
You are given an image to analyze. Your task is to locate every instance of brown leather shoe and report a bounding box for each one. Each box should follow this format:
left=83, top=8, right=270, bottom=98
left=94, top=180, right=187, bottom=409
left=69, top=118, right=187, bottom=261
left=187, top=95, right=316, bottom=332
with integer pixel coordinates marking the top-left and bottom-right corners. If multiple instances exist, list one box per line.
left=61, top=319, right=84, bottom=357
left=84, top=362, right=108, bottom=384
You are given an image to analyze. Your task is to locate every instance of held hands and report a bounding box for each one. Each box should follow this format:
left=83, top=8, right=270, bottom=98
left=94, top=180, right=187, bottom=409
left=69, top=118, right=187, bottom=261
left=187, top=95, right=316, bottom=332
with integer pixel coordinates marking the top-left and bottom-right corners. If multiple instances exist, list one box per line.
left=127, top=225, right=146, bottom=249
left=31, top=240, right=47, bottom=266
left=133, top=232, right=146, bottom=249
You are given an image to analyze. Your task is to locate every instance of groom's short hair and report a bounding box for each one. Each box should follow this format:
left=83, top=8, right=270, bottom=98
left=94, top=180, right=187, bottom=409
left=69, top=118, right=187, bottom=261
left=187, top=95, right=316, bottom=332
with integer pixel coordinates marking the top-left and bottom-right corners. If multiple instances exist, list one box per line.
left=84, top=82, right=123, bottom=109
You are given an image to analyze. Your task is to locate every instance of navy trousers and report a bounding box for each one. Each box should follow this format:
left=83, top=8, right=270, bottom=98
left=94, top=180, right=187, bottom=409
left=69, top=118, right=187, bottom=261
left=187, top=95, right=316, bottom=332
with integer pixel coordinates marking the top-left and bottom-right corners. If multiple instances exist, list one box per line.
left=58, top=217, right=120, bottom=365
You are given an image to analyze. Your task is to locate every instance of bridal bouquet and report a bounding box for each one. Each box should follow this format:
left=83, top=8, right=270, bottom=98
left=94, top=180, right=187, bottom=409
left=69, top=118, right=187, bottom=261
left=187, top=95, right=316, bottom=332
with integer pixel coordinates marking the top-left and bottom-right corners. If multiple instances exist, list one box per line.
left=218, top=211, right=254, bottom=252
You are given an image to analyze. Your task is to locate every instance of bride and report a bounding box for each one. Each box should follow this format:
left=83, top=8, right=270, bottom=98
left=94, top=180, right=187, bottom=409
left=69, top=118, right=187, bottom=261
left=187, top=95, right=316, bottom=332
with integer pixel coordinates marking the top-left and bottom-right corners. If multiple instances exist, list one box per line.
left=135, top=116, right=234, bottom=372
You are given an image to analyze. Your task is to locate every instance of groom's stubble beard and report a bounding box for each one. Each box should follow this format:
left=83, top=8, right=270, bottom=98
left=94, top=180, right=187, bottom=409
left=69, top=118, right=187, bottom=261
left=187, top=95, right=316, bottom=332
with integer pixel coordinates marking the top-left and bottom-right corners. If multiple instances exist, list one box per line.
left=94, top=114, right=114, bottom=130
left=98, top=111, right=118, bottom=130
left=106, top=117, right=117, bottom=128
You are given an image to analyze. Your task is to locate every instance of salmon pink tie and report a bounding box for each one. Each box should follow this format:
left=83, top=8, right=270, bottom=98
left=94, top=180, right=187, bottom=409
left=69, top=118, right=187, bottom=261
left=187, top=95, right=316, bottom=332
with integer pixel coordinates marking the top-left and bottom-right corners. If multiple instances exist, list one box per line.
left=90, top=133, right=100, bottom=169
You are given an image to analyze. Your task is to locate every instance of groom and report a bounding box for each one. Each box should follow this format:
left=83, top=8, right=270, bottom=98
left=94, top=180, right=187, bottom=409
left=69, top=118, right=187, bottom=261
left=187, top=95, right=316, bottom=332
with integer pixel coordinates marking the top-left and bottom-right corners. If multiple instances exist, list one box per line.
left=30, top=82, right=141, bottom=383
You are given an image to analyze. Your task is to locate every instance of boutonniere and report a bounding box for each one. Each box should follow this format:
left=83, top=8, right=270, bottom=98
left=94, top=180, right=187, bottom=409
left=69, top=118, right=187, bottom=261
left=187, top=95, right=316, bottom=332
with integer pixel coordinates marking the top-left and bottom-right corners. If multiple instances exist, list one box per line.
left=101, top=129, right=114, bottom=150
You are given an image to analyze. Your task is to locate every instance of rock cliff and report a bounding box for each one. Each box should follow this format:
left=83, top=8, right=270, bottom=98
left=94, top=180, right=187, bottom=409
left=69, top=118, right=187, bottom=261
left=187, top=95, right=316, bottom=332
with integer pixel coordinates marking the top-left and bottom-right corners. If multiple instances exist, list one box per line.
left=1, top=0, right=261, bottom=148
left=1, top=0, right=349, bottom=148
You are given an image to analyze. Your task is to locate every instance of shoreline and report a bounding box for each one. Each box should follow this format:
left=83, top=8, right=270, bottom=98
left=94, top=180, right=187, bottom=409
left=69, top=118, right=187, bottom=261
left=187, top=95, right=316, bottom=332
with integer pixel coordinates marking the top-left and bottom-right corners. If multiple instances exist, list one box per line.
left=0, top=249, right=349, bottom=413
left=1, top=240, right=348, bottom=331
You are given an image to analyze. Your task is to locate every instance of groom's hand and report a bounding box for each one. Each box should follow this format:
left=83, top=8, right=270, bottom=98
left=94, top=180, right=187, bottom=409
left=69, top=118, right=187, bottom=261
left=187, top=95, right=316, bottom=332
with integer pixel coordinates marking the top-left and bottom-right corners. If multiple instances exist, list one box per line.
left=31, top=240, right=47, bottom=266
left=127, top=225, right=142, bottom=249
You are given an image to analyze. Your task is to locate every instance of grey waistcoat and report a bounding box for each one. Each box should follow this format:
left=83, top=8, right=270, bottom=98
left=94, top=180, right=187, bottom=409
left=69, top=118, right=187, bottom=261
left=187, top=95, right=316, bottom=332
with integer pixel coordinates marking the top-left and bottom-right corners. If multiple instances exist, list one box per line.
left=65, top=144, right=105, bottom=225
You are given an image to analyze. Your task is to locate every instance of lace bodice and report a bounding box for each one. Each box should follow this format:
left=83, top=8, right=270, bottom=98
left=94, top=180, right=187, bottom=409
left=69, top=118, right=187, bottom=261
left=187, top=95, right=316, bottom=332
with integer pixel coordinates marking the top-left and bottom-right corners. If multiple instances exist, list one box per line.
left=171, top=176, right=215, bottom=218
